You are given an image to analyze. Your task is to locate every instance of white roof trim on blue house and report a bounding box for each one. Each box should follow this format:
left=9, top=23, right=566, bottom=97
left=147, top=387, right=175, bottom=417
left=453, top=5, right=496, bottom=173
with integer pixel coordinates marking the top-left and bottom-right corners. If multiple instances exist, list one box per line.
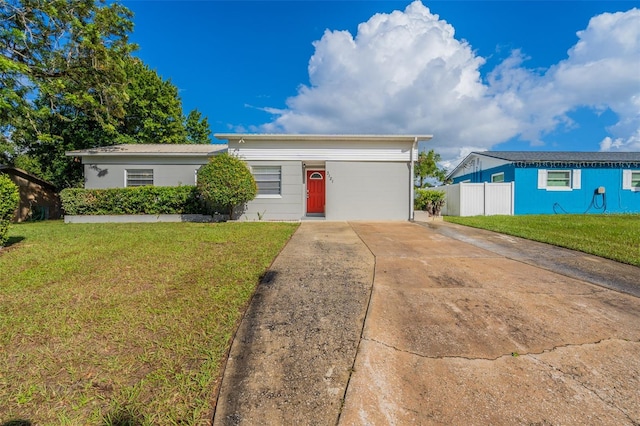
left=448, top=151, right=640, bottom=180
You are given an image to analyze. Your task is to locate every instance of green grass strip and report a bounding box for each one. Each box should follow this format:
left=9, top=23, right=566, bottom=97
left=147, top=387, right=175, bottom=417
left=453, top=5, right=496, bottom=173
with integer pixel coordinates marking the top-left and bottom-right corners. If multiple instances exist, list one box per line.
left=445, top=214, right=640, bottom=267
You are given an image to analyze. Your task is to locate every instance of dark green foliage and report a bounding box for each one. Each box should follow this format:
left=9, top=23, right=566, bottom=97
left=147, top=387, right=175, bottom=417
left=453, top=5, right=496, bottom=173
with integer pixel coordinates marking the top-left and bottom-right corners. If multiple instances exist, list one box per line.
left=1, top=0, right=135, bottom=134
left=0, top=174, right=20, bottom=246
left=60, top=186, right=205, bottom=215
left=415, top=149, right=448, bottom=188
left=415, top=188, right=445, bottom=216
left=1, top=0, right=135, bottom=188
left=116, top=58, right=187, bottom=144
left=1, top=3, right=213, bottom=189
left=197, top=154, right=257, bottom=219
left=185, top=109, right=211, bottom=144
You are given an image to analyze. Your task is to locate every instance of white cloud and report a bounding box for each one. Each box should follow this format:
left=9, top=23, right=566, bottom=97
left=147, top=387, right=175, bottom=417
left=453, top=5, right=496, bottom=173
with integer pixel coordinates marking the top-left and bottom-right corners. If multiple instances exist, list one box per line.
left=489, top=8, right=640, bottom=151
left=260, top=2, right=640, bottom=163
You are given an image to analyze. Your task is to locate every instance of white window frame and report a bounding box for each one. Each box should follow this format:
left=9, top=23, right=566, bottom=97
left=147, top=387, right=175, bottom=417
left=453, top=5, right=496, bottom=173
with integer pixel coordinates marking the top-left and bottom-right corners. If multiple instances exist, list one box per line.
left=125, top=169, right=154, bottom=187
left=252, top=166, right=282, bottom=198
left=491, top=172, right=505, bottom=183
left=623, top=170, right=640, bottom=191
left=537, top=169, right=581, bottom=191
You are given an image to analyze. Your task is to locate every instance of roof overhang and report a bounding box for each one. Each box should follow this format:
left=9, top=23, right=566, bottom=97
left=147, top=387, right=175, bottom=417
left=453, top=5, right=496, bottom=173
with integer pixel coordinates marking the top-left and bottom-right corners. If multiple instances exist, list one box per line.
left=65, top=144, right=227, bottom=157
left=215, top=134, right=433, bottom=143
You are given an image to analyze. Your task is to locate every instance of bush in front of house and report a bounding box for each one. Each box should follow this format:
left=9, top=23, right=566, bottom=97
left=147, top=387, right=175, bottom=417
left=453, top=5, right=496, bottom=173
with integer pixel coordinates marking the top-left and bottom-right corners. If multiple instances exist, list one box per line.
left=197, top=153, right=257, bottom=219
left=415, top=188, right=446, bottom=216
left=60, top=186, right=205, bottom=215
left=0, top=174, right=20, bottom=246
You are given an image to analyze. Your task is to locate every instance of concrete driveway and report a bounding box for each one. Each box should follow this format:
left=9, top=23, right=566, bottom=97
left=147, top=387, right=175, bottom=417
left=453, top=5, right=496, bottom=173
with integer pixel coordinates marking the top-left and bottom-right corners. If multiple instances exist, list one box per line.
left=214, top=221, right=640, bottom=425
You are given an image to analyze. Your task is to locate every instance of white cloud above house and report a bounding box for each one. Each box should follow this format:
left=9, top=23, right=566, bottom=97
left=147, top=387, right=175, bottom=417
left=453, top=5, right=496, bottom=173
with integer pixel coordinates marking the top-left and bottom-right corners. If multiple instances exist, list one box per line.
left=260, top=1, right=640, bottom=164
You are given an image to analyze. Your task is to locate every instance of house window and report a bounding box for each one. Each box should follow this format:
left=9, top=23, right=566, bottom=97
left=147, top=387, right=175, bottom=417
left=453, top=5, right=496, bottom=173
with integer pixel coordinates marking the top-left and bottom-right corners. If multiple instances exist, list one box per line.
left=253, top=166, right=281, bottom=196
left=623, top=170, right=640, bottom=191
left=125, top=169, right=153, bottom=187
left=538, top=169, right=580, bottom=191
left=547, top=171, right=571, bottom=187
left=491, top=172, right=504, bottom=183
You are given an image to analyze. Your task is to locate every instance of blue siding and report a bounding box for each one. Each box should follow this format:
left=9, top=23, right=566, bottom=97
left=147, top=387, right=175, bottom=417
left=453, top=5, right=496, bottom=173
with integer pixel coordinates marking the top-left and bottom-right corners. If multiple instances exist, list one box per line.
left=515, top=167, right=640, bottom=214
left=452, top=164, right=515, bottom=183
left=453, top=164, right=640, bottom=214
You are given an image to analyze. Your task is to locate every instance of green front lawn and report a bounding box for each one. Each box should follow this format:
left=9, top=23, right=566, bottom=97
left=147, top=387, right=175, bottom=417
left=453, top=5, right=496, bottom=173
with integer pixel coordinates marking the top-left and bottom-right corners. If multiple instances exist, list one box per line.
left=445, top=214, right=640, bottom=267
left=0, top=221, right=298, bottom=425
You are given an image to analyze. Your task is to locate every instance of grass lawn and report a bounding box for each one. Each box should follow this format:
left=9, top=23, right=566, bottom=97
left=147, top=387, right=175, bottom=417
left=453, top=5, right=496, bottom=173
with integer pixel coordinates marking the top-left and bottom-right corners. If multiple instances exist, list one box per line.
left=444, top=214, right=640, bottom=267
left=0, top=221, right=298, bottom=425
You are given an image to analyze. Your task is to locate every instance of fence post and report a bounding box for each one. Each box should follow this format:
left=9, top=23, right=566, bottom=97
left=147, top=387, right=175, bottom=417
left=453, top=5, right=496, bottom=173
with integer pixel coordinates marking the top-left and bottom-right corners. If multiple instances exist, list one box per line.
left=510, top=181, right=515, bottom=215
left=483, top=182, right=488, bottom=216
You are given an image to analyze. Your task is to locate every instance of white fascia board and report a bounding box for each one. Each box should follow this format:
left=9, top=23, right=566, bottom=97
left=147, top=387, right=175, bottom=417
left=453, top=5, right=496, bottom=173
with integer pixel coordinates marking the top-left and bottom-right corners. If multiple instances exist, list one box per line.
left=228, top=138, right=418, bottom=162
left=230, top=147, right=413, bottom=162
left=215, top=134, right=433, bottom=143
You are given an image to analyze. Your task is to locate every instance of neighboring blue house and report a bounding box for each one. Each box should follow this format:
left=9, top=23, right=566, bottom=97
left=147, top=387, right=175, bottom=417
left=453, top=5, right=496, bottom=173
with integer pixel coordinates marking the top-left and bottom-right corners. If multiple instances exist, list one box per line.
left=447, top=151, right=640, bottom=214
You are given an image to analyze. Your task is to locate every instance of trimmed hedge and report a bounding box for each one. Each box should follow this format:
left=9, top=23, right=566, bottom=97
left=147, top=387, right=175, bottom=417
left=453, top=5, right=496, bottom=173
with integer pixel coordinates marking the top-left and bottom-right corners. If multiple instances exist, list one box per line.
left=60, top=186, right=206, bottom=216
left=0, top=174, right=20, bottom=246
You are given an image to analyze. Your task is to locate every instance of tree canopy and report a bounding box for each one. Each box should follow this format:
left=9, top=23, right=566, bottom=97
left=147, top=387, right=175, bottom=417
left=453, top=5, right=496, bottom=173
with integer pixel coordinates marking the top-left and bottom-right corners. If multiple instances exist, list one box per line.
left=414, top=149, right=448, bottom=188
left=1, top=0, right=212, bottom=188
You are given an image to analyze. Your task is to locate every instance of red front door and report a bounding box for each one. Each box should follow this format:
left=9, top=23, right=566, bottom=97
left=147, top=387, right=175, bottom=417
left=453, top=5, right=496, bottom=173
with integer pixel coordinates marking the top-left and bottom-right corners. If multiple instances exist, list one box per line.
left=306, top=170, right=325, bottom=214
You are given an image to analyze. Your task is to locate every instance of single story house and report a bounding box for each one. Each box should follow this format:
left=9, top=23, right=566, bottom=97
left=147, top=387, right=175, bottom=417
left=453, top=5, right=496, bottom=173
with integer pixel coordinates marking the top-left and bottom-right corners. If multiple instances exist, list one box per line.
left=65, top=144, right=228, bottom=188
left=216, top=134, right=432, bottom=221
left=0, top=165, right=61, bottom=221
left=447, top=151, right=640, bottom=214
left=66, top=134, right=433, bottom=221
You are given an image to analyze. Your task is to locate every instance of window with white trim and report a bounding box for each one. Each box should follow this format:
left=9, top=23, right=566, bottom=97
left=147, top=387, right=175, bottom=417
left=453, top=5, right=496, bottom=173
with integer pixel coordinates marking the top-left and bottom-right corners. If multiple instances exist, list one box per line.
left=537, top=169, right=581, bottom=191
left=125, top=169, right=154, bottom=187
left=491, top=172, right=504, bottom=183
left=622, top=170, right=640, bottom=191
left=253, top=166, right=281, bottom=196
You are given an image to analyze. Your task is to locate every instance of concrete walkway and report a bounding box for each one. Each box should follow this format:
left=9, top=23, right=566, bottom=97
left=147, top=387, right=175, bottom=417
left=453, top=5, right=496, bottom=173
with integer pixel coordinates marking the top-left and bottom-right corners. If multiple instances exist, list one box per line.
left=214, top=221, right=640, bottom=425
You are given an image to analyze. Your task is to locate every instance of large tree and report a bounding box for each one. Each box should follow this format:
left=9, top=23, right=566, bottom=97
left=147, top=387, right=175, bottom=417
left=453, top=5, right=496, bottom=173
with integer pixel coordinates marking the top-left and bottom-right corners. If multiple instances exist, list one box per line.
left=414, top=149, right=448, bottom=188
left=1, top=0, right=135, bottom=134
left=117, top=57, right=186, bottom=144
left=1, top=1, right=212, bottom=188
left=1, top=0, right=135, bottom=186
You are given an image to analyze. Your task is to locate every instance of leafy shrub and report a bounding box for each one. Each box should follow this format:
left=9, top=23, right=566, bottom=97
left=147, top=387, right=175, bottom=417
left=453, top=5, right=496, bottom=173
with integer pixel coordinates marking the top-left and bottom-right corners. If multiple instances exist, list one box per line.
left=0, top=174, right=20, bottom=246
left=197, top=153, right=257, bottom=219
left=60, top=186, right=205, bottom=215
left=415, top=188, right=446, bottom=216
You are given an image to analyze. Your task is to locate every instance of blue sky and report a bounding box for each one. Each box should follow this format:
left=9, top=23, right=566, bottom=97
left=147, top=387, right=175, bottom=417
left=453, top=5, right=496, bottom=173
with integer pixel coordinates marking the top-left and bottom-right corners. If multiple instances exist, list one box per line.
left=122, top=1, right=640, bottom=165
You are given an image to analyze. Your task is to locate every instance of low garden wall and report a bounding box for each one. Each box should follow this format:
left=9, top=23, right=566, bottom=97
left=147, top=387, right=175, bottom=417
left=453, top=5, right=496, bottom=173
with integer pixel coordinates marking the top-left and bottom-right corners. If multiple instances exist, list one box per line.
left=64, top=214, right=222, bottom=223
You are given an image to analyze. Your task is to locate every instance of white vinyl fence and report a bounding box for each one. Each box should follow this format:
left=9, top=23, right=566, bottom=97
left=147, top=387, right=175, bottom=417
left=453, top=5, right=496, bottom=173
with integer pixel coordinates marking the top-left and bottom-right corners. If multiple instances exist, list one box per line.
left=440, top=182, right=514, bottom=216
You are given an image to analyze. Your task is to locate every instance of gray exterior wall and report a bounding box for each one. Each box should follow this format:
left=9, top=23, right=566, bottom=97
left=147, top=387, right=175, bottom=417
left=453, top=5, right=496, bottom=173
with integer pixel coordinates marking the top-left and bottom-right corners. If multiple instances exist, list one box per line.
left=82, top=156, right=208, bottom=189
left=325, top=161, right=411, bottom=221
left=239, top=161, right=304, bottom=221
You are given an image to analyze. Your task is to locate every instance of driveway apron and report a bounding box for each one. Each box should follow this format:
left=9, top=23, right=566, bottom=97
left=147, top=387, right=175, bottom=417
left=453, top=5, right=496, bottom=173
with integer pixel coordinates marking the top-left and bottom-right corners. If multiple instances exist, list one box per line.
left=340, top=222, right=640, bottom=425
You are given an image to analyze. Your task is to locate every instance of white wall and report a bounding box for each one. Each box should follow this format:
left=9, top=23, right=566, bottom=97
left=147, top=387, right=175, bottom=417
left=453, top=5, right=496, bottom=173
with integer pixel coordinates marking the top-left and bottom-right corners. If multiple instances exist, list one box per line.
left=325, top=161, right=411, bottom=220
left=239, top=161, right=304, bottom=221
left=441, top=182, right=514, bottom=216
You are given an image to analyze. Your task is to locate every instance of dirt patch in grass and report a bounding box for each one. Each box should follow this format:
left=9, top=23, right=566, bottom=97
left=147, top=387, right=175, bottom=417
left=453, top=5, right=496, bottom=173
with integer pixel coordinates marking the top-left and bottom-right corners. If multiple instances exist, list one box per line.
left=0, top=221, right=298, bottom=425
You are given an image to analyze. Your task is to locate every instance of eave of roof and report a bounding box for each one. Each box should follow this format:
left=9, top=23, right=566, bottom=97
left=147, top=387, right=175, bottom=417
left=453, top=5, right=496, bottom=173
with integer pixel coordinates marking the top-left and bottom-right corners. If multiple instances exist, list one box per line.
left=0, top=165, right=57, bottom=190
left=476, top=151, right=640, bottom=162
left=446, top=151, right=640, bottom=179
left=65, top=144, right=228, bottom=157
left=214, top=133, right=433, bottom=143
